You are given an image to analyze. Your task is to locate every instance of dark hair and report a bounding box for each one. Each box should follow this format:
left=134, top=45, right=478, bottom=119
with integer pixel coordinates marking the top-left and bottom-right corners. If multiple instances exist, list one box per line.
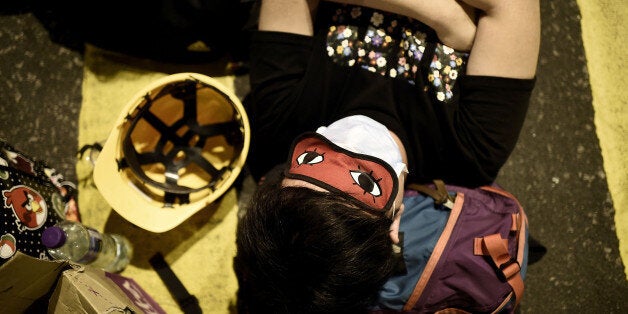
left=234, top=177, right=397, bottom=313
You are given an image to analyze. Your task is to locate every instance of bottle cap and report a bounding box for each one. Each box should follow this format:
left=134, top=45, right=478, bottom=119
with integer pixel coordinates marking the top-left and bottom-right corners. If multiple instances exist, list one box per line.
left=41, top=226, right=67, bottom=249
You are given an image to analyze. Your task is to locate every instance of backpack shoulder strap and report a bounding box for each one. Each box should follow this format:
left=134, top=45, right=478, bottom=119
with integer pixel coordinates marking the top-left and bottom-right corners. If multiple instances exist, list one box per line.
left=475, top=234, right=525, bottom=307
left=402, top=190, right=465, bottom=311
left=474, top=185, right=528, bottom=308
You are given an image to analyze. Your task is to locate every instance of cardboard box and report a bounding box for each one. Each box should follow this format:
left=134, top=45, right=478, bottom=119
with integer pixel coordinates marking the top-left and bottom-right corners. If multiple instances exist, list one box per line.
left=0, top=252, right=164, bottom=313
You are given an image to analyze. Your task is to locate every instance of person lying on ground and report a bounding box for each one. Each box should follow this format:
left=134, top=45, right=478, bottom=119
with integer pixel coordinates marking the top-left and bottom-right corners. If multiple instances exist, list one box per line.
left=235, top=0, right=540, bottom=312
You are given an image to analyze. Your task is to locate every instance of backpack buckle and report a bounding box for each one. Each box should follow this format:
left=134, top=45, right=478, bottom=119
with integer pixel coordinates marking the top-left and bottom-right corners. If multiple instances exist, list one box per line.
left=498, top=258, right=521, bottom=281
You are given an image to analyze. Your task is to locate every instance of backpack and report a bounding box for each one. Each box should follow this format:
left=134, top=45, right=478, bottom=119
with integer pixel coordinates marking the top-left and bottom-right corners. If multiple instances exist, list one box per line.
left=0, top=140, right=79, bottom=267
left=372, top=180, right=528, bottom=313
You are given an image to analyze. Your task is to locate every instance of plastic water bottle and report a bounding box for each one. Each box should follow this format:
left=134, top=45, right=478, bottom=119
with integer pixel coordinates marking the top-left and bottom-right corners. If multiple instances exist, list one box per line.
left=41, top=220, right=133, bottom=273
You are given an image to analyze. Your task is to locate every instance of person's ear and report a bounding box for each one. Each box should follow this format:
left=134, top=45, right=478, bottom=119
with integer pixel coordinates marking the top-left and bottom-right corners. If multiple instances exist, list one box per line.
left=388, top=203, right=405, bottom=244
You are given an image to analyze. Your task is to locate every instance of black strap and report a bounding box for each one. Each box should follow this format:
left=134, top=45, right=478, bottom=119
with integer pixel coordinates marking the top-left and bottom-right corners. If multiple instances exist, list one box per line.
left=149, top=253, right=202, bottom=314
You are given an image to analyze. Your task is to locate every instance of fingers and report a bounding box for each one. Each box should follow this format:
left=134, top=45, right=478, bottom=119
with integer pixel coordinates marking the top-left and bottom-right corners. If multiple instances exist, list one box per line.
left=388, top=203, right=404, bottom=244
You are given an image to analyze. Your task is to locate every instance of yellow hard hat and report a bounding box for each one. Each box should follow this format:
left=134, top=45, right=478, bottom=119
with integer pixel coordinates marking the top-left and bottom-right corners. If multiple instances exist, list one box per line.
left=94, top=73, right=250, bottom=233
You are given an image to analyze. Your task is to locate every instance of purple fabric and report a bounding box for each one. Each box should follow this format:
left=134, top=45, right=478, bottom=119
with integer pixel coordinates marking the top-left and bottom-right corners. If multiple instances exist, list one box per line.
left=417, top=186, right=522, bottom=312
left=374, top=184, right=526, bottom=313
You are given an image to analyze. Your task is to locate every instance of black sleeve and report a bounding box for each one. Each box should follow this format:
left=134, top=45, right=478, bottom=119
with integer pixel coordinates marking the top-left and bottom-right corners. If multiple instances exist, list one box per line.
left=246, top=31, right=316, bottom=181
left=249, top=31, right=313, bottom=101
left=449, top=75, right=536, bottom=184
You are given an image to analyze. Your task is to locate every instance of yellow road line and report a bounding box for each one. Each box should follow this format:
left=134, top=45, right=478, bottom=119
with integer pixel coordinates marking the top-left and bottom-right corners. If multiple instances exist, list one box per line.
left=576, top=0, right=628, bottom=279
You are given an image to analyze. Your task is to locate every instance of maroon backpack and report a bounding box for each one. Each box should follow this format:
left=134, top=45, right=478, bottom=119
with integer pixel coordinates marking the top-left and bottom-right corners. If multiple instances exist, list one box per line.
left=372, top=180, right=528, bottom=313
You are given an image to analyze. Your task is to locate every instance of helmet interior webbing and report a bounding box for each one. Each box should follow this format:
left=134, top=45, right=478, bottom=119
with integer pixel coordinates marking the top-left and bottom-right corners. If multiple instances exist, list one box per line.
left=118, top=79, right=244, bottom=205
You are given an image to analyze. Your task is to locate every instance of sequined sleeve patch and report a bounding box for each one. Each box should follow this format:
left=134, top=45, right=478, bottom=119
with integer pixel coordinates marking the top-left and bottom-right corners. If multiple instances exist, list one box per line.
left=324, top=5, right=469, bottom=103
left=428, top=44, right=467, bottom=102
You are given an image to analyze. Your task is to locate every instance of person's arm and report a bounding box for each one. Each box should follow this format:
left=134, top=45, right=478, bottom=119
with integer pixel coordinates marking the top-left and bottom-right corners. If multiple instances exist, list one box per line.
left=462, top=0, right=540, bottom=78
left=325, top=0, right=477, bottom=51
left=258, top=0, right=320, bottom=36
left=445, top=0, right=540, bottom=183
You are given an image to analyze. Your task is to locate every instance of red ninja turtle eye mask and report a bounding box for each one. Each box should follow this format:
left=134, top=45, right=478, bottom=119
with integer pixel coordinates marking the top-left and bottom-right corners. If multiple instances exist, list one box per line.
left=284, top=132, right=399, bottom=212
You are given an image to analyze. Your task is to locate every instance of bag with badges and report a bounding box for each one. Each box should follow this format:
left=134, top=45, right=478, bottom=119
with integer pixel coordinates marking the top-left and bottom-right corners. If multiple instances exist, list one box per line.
left=0, top=140, right=79, bottom=267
